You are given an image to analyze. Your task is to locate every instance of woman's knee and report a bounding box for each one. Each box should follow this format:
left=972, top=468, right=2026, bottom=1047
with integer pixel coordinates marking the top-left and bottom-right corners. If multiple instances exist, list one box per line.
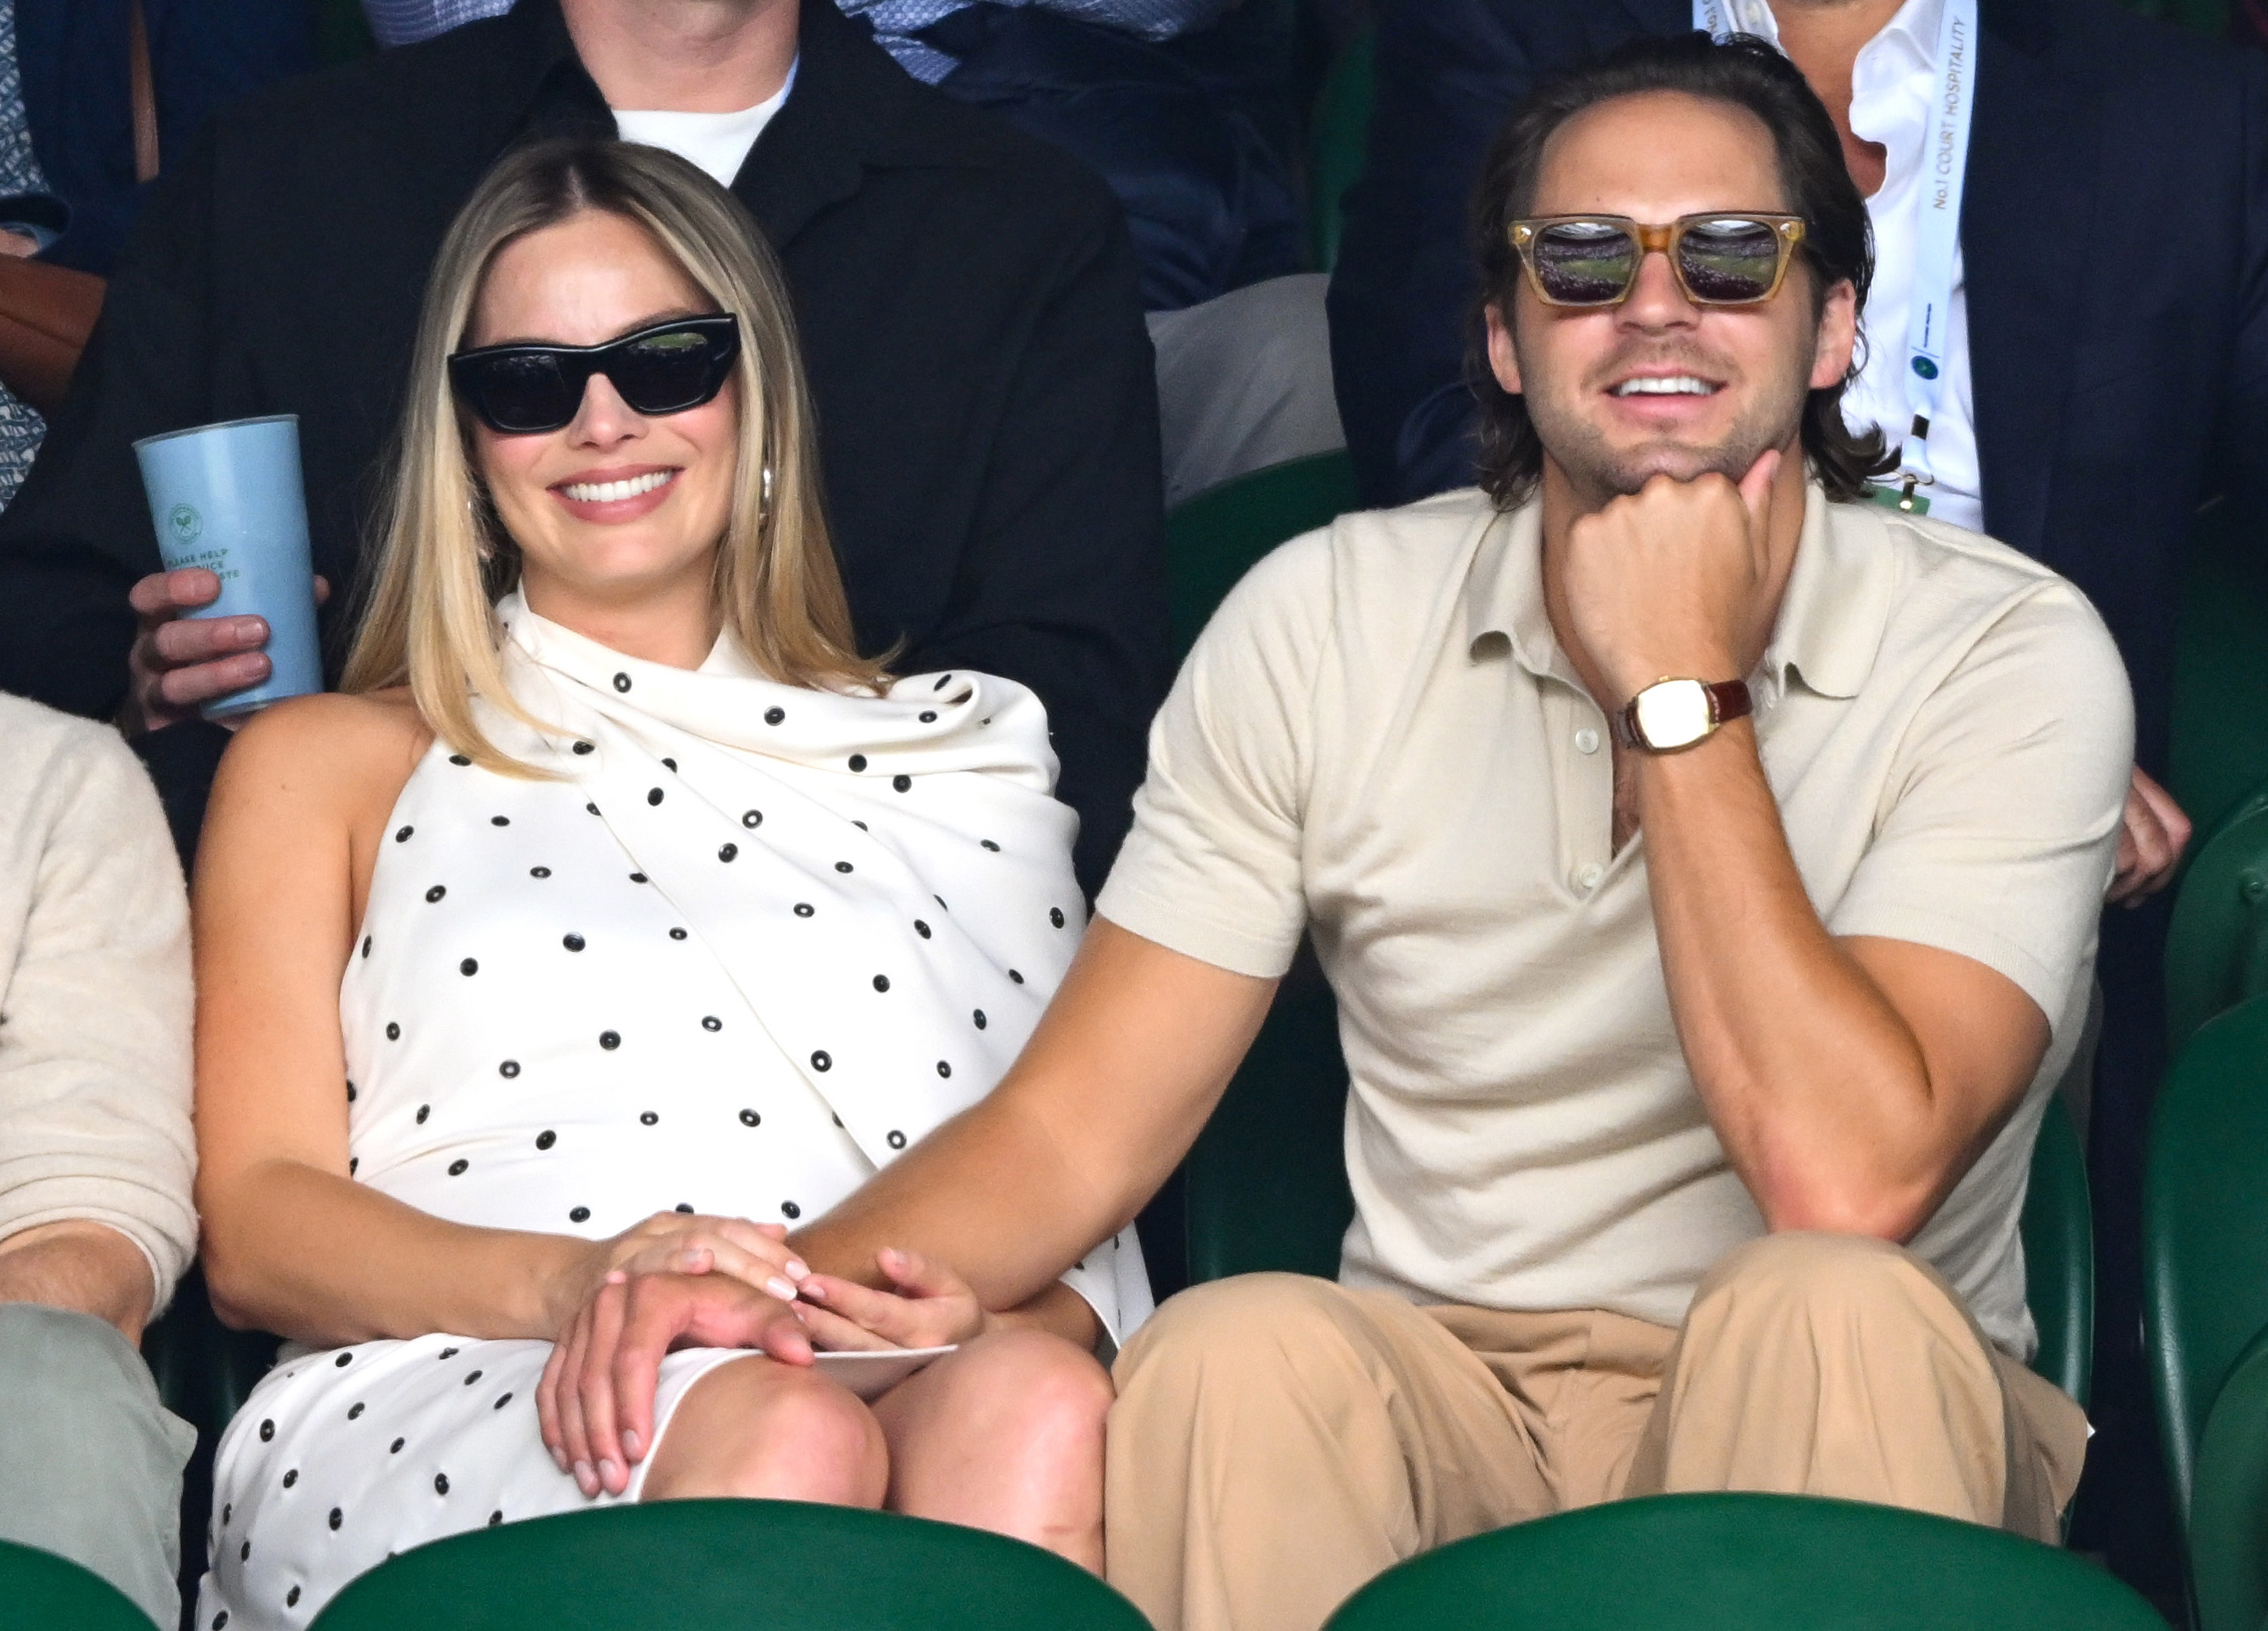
left=647, top=1359, right=887, bottom=1506
left=953, top=1328, right=1114, bottom=1451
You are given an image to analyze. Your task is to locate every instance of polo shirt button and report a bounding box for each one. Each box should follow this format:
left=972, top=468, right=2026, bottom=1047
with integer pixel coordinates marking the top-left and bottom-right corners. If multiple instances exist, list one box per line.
left=1574, top=862, right=1605, bottom=891
left=1574, top=727, right=1601, bottom=755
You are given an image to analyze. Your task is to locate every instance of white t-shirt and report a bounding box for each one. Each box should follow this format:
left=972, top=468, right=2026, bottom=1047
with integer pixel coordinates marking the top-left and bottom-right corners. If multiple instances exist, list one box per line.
left=1704, top=0, right=1983, bottom=532
left=612, top=58, right=799, bottom=191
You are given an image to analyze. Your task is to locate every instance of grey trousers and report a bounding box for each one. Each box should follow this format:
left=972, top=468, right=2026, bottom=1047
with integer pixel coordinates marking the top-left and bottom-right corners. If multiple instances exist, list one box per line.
left=0, top=1303, right=197, bottom=1626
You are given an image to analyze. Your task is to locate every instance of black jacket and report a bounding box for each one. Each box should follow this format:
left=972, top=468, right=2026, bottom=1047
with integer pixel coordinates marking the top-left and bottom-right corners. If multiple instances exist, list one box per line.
left=12, top=0, right=311, bottom=275
left=0, top=0, right=1170, bottom=895
left=1328, top=0, right=2268, bottom=776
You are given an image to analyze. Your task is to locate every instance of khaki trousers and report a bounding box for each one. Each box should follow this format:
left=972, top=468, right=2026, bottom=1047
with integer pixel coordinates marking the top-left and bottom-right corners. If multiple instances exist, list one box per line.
left=1106, top=1233, right=2089, bottom=1631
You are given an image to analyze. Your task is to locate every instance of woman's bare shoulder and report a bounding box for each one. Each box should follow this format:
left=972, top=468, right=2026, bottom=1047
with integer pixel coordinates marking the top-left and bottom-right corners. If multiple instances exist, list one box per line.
left=211, top=690, right=434, bottom=824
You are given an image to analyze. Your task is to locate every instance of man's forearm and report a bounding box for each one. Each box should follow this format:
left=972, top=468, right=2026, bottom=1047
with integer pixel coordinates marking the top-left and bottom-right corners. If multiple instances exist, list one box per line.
left=0, top=1220, right=157, bottom=1343
left=1637, top=722, right=1962, bottom=1238
left=795, top=919, right=1275, bottom=1306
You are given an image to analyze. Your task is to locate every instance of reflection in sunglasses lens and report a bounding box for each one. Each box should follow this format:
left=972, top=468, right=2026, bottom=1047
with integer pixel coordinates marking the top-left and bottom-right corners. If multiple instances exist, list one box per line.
left=1678, top=218, right=1781, bottom=302
left=1535, top=222, right=1637, bottom=305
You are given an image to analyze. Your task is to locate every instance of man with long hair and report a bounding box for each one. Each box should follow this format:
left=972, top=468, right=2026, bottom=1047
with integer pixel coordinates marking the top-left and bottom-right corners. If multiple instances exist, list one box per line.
left=549, top=36, right=2132, bottom=1631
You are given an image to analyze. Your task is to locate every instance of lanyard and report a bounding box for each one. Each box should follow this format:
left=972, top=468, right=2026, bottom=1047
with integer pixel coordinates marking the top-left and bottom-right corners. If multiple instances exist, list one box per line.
left=1690, top=0, right=1978, bottom=513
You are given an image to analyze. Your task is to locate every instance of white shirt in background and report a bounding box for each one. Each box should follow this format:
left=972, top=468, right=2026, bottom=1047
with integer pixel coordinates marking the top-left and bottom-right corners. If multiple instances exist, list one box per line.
left=1706, top=0, right=1984, bottom=532
left=612, top=60, right=799, bottom=191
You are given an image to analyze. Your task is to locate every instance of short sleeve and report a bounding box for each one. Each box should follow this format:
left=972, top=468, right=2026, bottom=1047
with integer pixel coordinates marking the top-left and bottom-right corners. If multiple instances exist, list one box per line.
left=1093, top=532, right=1335, bottom=978
left=1828, top=584, right=2133, bottom=1031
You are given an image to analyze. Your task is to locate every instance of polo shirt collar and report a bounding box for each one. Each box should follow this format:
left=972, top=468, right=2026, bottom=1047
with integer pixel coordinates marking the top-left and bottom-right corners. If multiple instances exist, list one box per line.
left=1762, top=487, right=1893, bottom=700
left=1463, top=498, right=1583, bottom=688
left=1461, top=482, right=1893, bottom=702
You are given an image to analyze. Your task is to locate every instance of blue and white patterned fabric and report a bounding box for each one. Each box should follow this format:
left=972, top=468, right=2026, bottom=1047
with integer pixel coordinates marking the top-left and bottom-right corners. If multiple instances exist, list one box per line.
left=839, top=0, right=1229, bottom=83
left=358, top=0, right=512, bottom=51
left=0, top=0, right=48, bottom=510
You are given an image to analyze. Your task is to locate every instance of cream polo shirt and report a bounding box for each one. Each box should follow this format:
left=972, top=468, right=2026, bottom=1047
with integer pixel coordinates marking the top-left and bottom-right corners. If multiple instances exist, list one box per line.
left=1096, top=485, right=2130, bottom=1357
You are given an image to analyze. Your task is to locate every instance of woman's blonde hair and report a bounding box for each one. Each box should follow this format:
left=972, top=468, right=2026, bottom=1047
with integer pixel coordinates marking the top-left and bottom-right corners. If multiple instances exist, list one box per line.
left=341, top=138, right=886, bottom=772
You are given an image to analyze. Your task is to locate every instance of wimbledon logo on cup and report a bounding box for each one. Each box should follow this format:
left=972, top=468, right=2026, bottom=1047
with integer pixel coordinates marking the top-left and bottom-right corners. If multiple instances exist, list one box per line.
left=167, top=504, right=203, bottom=546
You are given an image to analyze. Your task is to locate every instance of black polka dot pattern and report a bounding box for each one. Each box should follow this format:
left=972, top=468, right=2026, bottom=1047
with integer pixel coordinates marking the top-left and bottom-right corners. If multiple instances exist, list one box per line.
left=259, top=637, right=1111, bottom=1629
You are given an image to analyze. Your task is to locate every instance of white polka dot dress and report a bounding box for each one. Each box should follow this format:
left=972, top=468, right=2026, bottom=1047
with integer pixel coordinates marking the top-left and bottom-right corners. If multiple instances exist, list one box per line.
left=196, top=594, right=1151, bottom=1631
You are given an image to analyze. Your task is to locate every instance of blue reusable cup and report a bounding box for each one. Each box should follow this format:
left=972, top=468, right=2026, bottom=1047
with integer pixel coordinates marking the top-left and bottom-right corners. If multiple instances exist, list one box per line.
left=133, top=414, right=324, bottom=719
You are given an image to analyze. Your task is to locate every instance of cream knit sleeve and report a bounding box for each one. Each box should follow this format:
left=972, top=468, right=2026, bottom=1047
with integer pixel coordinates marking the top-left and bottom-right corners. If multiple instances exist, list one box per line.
left=0, top=696, right=197, bottom=1316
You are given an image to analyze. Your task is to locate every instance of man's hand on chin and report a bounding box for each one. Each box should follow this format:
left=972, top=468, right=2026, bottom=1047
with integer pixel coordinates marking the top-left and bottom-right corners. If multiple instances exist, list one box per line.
left=1560, top=450, right=1781, bottom=703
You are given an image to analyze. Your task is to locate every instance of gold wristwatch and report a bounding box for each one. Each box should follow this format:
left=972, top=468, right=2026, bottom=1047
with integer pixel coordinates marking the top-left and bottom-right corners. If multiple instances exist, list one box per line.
left=1614, top=678, right=1752, bottom=753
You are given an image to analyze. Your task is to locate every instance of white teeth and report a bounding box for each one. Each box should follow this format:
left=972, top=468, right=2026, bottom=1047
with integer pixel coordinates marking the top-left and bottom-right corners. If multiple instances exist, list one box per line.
left=1611, top=375, right=1716, bottom=397
left=560, top=470, right=676, bottom=504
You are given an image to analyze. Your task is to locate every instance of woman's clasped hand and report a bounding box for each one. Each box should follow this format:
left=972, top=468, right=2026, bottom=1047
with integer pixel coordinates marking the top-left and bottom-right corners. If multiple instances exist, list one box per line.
left=535, top=1215, right=993, bottom=1498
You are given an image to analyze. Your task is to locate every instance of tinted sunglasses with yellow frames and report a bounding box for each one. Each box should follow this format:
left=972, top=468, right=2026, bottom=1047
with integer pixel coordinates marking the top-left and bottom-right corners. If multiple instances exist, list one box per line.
left=1508, top=213, right=1807, bottom=308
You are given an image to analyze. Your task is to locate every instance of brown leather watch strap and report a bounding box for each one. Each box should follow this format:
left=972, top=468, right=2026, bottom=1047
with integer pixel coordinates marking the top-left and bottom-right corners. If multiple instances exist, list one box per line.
left=1704, top=678, right=1753, bottom=728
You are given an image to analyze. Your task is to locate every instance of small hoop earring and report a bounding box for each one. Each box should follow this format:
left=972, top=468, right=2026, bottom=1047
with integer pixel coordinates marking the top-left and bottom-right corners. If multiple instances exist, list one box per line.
left=761, top=465, right=775, bottom=510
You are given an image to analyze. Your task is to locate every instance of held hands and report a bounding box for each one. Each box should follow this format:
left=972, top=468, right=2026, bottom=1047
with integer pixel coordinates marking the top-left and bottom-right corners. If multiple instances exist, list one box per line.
left=536, top=1211, right=816, bottom=1499
left=1560, top=451, right=1780, bottom=705
left=795, top=1248, right=988, bottom=1353
left=123, top=567, right=329, bottom=735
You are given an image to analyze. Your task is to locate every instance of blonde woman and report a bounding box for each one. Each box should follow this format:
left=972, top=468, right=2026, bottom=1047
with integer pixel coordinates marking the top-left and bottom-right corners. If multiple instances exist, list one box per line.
left=191, top=138, right=1147, bottom=1630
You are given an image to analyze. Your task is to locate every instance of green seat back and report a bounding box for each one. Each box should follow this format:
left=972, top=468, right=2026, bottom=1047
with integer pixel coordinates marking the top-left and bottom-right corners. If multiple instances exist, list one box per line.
left=2146, top=993, right=2268, bottom=1527
left=2192, top=1323, right=2268, bottom=1631
left=1306, top=29, right=1374, bottom=272
left=310, top=1500, right=1148, bottom=1631
left=0, top=1538, right=156, bottom=1629
left=2171, top=409, right=2268, bottom=846
left=2166, top=786, right=2268, bottom=1050
left=1319, top=1492, right=2163, bottom=1631
left=2021, top=1095, right=2094, bottom=1406
left=1186, top=989, right=2096, bottom=1404
left=141, top=1265, right=280, bottom=1440
left=1163, top=451, right=1358, bottom=658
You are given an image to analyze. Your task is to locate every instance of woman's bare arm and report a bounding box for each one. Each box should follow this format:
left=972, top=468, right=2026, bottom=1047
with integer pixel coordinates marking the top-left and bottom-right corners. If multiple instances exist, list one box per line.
left=192, top=693, right=593, bottom=1344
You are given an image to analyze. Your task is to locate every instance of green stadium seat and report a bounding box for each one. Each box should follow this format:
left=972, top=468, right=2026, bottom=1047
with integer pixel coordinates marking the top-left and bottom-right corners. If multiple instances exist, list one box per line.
left=1317, top=1492, right=2162, bottom=1631
left=1163, top=451, right=1359, bottom=657
left=1306, top=29, right=1374, bottom=272
left=2165, top=783, right=2268, bottom=1051
left=141, top=1265, right=281, bottom=1443
left=2190, top=1323, right=2268, bottom=1631
left=1185, top=987, right=2097, bottom=1406
left=307, top=1499, right=1148, bottom=1631
left=2172, top=499, right=2268, bottom=852
left=2146, top=993, right=2268, bottom=1529
left=0, top=1537, right=160, bottom=1629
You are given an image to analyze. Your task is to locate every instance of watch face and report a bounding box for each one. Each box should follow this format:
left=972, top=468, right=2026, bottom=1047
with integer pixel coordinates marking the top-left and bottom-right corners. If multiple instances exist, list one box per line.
left=1633, top=679, right=1713, bottom=749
